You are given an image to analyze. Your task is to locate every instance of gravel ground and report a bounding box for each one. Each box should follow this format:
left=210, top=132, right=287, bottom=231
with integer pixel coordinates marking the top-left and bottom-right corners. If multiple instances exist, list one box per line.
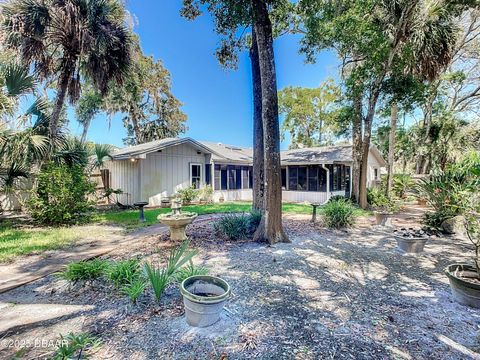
left=0, top=213, right=479, bottom=360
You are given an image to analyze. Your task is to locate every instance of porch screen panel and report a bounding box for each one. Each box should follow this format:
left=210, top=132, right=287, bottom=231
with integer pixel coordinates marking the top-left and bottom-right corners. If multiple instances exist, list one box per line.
left=288, top=166, right=298, bottom=190
left=235, top=166, right=242, bottom=189
left=214, top=165, right=221, bottom=190
left=205, top=164, right=211, bottom=185
left=281, top=168, right=286, bottom=189
left=319, top=167, right=327, bottom=191
left=308, top=166, right=318, bottom=191
left=227, top=165, right=236, bottom=189
left=242, top=166, right=249, bottom=189
left=298, top=166, right=307, bottom=191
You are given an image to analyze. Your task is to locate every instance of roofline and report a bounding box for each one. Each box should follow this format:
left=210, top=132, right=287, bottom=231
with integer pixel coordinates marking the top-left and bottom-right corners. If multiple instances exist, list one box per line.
left=112, top=137, right=225, bottom=160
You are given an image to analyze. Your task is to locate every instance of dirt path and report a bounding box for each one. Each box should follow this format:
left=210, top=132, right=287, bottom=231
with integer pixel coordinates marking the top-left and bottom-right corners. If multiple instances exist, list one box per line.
left=1, top=208, right=479, bottom=359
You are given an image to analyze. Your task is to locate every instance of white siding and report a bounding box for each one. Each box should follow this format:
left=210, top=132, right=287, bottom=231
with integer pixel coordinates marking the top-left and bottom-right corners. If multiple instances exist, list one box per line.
left=213, top=189, right=253, bottom=202
left=282, top=190, right=329, bottom=204
left=367, top=152, right=383, bottom=187
left=104, top=159, right=140, bottom=205
left=140, top=143, right=206, bottom=206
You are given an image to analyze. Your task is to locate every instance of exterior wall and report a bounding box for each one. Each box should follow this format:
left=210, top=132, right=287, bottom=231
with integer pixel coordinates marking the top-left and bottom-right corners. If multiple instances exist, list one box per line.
left=367, top=152, right=383, bottom=188
left=282, top=190, right=329, bottom=204
left=139, top=143, right=207, bottom=206
left=103, top=159, right=140, bottom=205
left=213, top=189, right=253, bottom=202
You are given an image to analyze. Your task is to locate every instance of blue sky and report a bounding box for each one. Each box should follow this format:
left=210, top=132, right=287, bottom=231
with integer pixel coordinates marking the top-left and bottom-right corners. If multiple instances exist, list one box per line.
left=73, top=0, right=340, bottom=150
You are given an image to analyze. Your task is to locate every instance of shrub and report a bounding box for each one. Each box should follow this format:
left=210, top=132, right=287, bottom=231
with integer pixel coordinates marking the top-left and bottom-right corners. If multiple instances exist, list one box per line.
left=415, top=153, right=480, bottom=230
left=214, top=211, right=261, bottom=240
left=322, top=198, right=356, bottom=229
left=367, top=187, right=398, bottom=213
left=144, top=240, right=198, bottom=302
left=392, top=174, right=414, bottom=198
left=121, top=278, right=146, bottom=304
left=51, top=332, right=100, bottom=360
left=328, top=195, right=348, bottom=203
left=174, top=263, right=209, bottom=283
left=27, top=162, right=95, bottom=225
left=198, top=184, right=213, bottom=203
left=176, top=185, right=198, bottom=204
left=105, top=259, right=141, bottom=289
left=58, top=259, right=108, bottom=283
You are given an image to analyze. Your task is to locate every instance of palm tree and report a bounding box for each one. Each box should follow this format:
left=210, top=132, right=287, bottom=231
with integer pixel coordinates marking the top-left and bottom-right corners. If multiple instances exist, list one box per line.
left=2, top=0, right=133, bottom=139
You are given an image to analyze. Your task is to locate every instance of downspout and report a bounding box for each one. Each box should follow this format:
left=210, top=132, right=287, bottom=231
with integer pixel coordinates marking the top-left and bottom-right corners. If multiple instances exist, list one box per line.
left=322, top=164, right=330, bottom=202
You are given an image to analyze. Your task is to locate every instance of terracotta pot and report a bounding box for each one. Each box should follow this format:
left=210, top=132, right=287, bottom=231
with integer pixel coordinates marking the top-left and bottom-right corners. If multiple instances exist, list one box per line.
left=445, top=264, right=480, bottom=308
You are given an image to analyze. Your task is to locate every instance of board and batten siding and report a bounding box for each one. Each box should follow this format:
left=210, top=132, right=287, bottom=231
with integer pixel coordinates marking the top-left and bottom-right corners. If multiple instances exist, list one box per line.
left=104, top=159, right=140, bottom=205
left=105, top=143, right=207, bottom=206
left=140, top=144, right=206, bottom=206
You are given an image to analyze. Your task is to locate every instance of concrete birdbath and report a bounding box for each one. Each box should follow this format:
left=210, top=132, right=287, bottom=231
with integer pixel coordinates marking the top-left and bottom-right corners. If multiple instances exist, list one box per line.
left=157, top=199, right=197, bottom=241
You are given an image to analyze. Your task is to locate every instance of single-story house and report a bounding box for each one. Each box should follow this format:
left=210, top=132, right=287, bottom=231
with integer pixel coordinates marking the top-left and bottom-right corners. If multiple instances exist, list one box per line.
left=100, top=137, right=386, bottom=206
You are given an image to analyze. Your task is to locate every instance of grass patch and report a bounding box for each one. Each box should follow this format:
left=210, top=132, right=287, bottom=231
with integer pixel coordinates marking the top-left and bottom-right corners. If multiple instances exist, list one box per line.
left=0, top=222, right=83, bottom=263
left=94, top=201, right=371, bottom=230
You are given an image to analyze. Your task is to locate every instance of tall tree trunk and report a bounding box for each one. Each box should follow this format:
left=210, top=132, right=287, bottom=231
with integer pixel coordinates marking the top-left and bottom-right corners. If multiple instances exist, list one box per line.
left=358, top=106, right=376, bottom=209
left=251, top=29, right=265, bottom=212
left=318, top=119, right=323, bottom=145
left=351, top=92, right=363, bottom=203
left=50, top=68, right=72, bottom=139
left=252, top=0, right=289, bottom=244
left=131, top=113, right=143, bottom=144
left=386, top=102, right=398, bottom=197
left=80, top=118, right=91, bottom=143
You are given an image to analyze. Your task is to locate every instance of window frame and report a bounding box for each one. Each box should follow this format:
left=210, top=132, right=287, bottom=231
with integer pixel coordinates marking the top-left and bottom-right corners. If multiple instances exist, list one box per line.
left=190, top=163, right=202, bottom=189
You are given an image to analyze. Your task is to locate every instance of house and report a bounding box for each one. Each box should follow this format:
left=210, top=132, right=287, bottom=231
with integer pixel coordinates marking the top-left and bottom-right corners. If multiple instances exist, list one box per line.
left=101, top=137, right=386, bottom=206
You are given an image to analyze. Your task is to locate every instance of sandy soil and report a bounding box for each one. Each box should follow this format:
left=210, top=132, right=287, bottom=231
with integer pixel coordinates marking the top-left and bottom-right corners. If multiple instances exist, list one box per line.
left=0, top=210, right=479, bottom=359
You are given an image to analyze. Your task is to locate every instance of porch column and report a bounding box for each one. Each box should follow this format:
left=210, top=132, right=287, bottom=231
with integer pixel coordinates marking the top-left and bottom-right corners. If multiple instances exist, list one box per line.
left=322, top=164, right=330, bottom=200
left=211, top=162, right=215, bottom=191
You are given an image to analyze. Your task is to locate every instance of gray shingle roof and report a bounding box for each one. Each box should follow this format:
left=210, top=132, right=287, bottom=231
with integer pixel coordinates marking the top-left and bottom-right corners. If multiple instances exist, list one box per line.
left=110, top=137, right=385, bottom=166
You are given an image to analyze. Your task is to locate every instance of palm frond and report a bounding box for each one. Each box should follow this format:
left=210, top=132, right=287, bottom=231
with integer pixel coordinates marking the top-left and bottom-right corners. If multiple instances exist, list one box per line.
left=3, top=63, right=35, bottom=97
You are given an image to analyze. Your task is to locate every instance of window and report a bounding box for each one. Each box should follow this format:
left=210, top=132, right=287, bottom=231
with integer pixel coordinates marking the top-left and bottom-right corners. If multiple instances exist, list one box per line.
left=281, top=168, right=286, bottom=189
left=327, top=164, right=347, bottom=191
left=205, top=164, right=211, bottom=185
left=190, top=164, right=201, bottom=189
left=374, top=168, right=379, bottom=180
left=288, top=166, right=298, bottom=190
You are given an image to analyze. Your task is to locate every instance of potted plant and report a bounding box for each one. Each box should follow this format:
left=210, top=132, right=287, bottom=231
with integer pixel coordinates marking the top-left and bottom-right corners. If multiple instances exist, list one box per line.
left=393, top=228, right=429, bottom=253
left=445, top=214, right=480, bottom=308
left=180, top=275, right=231, bottom=327
left=368, top=188, right=398, bottom=226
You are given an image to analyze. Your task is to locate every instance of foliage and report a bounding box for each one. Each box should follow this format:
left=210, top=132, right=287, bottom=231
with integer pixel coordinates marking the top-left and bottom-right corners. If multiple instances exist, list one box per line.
left=173, top=263, right=210, bottom=283
left=415, top=152, right=480, bottom=229
left=367, top=187, right=398, bottom=213
left=3, top=0, right=133, bottom=136
left=143, top=240, right=198, bottom=302
left=322, top=198, right=356, bottom=229
left=278, top=79, right=346, bottom=148
left=105, top=39, right=187, bottom=145
left=105, top=259, right=141, bottom=289
left=121, top=278, right=146, bottom=304
left=392, top=174, right=414, bottom=199
left=51, top=332, right=101, bottom=360
left=176, top=186, right=199, bottom=204
left=198, top=184, right=214, bottom=202
left=328, top=195, right=348, bottom=203
left=465, top=213, right=480, bottom=278
left=27, top=163, right=96, bottom=225
left=214, top=211, right=261, bottom=240
left=57, top=259, right=108, bottom=283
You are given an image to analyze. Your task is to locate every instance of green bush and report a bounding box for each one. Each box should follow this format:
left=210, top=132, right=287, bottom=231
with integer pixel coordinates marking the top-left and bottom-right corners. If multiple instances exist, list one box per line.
left=144, top=240, right=198, bottom=302
left=367, top=187, right=398, bottom=213
left=214, top=211, right=261, bottom=240
left=57, top=259, right=108, bottom=283
left=121, top=278, right=146, bottom=304
left=328, top=195, right=348, bottom=203
left=173, top=263, right=210, bottom=283
left=176, top=185, right=199, bottom=204
left=105, top=259, right=141, bottom=288
left=198, top=184, right=213, bottom=202
left=415, top=152, right=480, bottom=230
left=322, top=198, right=356, bottom=229
left=51, top=332, right=100, bottom=360
left=392, top=174, right=414, bottom=198
left=27, top=162, right=95, bottom=225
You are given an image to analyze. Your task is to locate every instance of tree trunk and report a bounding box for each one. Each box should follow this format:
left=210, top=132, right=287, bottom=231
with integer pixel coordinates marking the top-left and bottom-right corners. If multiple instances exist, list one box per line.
left=351, top=92, right=363, bottom=203
left=80, top=118, right=91, bottom=143
left=386, top=102, right=398, bottom=197
left=252, top=0, right=289, bottom=244
left=50, top=68, right=72, bottom=139
left=251, top=29, right=265, bottom=212
left=358, top=109, right=374, bottom=209
left=131, top=113, right=143, bottom=145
